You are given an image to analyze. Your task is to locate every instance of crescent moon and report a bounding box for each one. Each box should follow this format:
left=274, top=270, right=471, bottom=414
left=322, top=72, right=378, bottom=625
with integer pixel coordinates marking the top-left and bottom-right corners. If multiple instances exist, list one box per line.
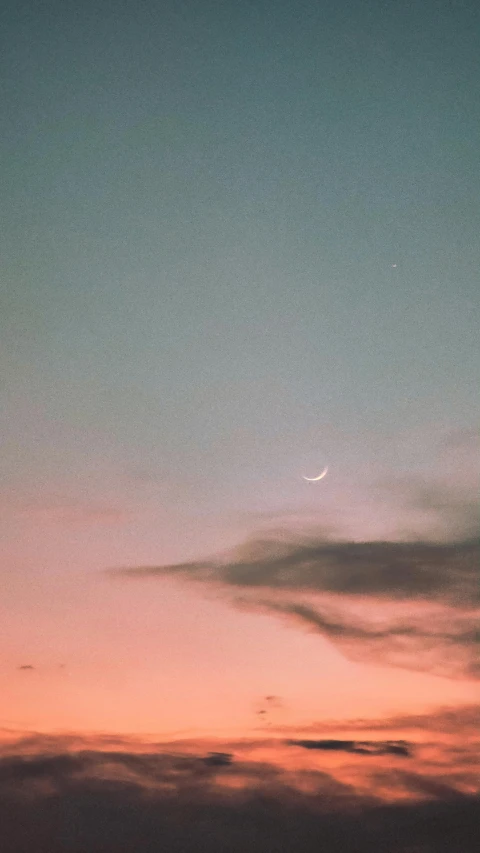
left=302, top=466, right=328, bottom=482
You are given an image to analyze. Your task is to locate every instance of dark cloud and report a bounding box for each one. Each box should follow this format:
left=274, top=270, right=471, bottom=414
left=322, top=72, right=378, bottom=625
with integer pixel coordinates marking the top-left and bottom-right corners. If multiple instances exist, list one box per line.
left=255, top=695, right=285, bottom=725
left=203, top=752, right=233, bottom=766
left=17, top=665, right=35, bottom=671
left=0, top=745, right=478, bottom=853
left=112, top=536, right=480, bottom=678
left=113, top=537, right=479, bottom=606
left=288, top=739, right=411, bottom=757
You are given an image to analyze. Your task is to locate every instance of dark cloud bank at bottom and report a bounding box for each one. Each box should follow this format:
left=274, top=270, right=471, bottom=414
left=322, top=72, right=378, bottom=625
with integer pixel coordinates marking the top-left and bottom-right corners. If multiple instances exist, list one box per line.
left=0, top=747, right=478, bottom=853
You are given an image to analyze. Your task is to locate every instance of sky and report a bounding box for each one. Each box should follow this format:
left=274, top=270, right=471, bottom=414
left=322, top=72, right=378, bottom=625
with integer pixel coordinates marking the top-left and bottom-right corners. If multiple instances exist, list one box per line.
left=0, top=0, right=479, bottom=848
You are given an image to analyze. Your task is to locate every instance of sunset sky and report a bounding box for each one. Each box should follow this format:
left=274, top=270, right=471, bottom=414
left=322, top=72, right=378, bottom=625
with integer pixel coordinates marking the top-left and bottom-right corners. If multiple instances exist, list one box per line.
left=0, top=1, right=479, bottom=848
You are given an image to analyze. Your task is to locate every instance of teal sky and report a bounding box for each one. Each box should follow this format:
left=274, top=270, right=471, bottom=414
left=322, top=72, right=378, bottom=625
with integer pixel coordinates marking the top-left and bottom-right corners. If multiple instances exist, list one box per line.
left=1, top=1, right=479, bottom=736
left=2, top=0, right=479, bottom=548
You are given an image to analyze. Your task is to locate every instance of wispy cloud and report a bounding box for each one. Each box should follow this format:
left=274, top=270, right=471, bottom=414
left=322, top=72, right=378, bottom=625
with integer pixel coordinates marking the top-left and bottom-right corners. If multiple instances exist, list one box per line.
left=112, top=535, right=480, bottom=679
left=245, top=597, right=479, bottom=679
left=277, top=703, right=480, bottom=737
left=378, top=475, right=480, bottom=541
left=441, top=426, right=479, bottom=452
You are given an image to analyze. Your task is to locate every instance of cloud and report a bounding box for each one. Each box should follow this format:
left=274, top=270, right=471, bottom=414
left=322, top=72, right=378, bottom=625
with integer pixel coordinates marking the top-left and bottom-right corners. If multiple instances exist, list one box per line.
left=17, top=665, right=35, bottom=671
left=374, top=442, right=480, bottom=541
left=114, top=536, right=479, bottom=605
left=203, top=752, right=234, bottom=766
left=0, top=741, right=478, bottom=853
left=288, top=739, right=411, bottom=756
left=247, top=598, right=480, bottom=680
left=386, top=478, right=480, bottom=542
left=112, top=536, right=480, bottom=679
left=279, top=703, right=480, bottom=738
left=255, top=695, right=286, bottom=724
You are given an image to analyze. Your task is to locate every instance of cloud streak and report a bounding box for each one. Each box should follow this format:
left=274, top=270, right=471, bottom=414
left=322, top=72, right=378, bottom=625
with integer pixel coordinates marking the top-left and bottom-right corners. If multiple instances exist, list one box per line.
left=276, top=703, right=480, bottom=738
left=247, top=598, right=479, bottom=679
left=288, top=739, right=411, bottom=756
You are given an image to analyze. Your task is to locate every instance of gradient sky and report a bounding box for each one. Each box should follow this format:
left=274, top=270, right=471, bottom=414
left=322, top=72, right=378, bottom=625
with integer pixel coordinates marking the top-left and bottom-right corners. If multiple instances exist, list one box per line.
left=1, top=0, right=479, bottom=738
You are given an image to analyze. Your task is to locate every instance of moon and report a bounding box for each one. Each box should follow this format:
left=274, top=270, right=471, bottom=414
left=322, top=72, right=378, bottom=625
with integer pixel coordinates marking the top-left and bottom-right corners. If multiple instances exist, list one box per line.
left=302, top=465, right=328, bottom=482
